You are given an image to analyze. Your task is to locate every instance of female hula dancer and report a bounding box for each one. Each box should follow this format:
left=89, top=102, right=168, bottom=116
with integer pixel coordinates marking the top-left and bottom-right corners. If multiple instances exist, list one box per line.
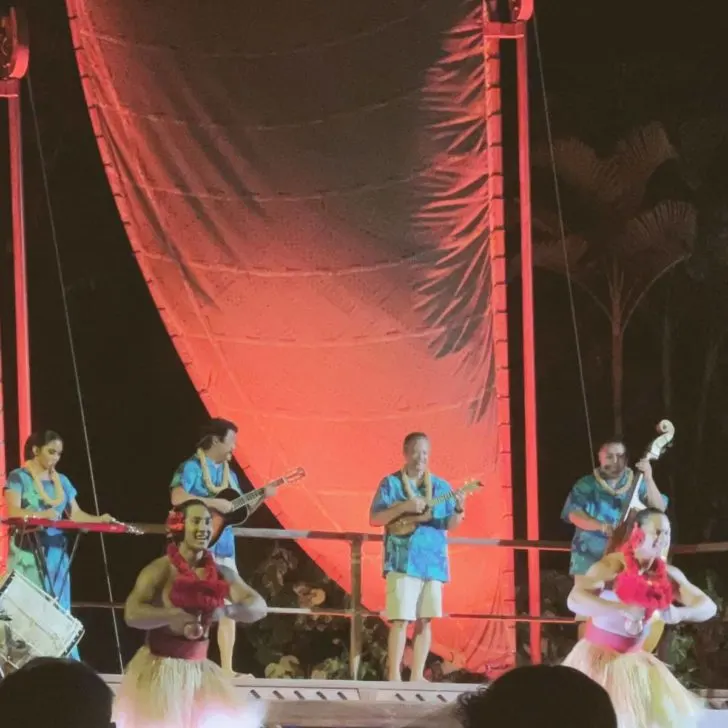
left=114, top=499, right=267, bottom=728
left=4, top=430, right=116, bottom=660
left=564, top=507, right=716, bottom=728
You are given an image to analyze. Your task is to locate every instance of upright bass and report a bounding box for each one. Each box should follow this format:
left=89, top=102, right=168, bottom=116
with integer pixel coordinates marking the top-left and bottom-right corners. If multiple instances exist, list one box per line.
left=606, top=419, right=675, bottom=554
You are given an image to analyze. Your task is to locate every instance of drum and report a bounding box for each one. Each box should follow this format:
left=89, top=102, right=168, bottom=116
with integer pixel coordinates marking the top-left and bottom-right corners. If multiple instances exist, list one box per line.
left=0, top=569, right=84, bottom=672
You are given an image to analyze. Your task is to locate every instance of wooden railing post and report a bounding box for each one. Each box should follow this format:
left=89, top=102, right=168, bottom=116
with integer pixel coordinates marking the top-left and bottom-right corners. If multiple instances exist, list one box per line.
left=349, top=535, right=363, bottom=679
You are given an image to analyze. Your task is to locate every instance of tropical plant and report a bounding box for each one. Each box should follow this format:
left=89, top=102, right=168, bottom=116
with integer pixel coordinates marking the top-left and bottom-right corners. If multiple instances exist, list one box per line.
left=524, top=122, right=697, bottom=433
left=244, top=542, right=484, bottom=681
left=243, top=543, right=393, bottom=680
left=671, top=117, right=728, bottom=515
left=666, top=568, right=728, bottom=688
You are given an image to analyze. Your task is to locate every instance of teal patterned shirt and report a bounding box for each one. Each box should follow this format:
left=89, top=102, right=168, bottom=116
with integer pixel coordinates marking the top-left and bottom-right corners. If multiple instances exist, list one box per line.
left=370, top=472, right=455, bottom=582
left=561, top=469, right=668, bottom=575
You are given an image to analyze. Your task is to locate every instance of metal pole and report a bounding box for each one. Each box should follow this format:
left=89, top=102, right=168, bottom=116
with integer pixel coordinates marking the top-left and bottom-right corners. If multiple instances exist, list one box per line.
left=0, top=314, right=7, bottom=573
left=1, top=7, right=30, bottom=571
left=482, top=9, right=518, bottom=667
left=9, top=89, right=32, bottom=448
left=516, top=28, right=542, bottom=664
left=348, top=536, right=363, bottom=679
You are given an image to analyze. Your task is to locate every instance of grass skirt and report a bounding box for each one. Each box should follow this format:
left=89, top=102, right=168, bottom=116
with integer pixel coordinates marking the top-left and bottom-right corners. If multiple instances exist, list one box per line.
left=114, top=646, right=266, bottom=728
left=563, top=639, right=704, bottom=728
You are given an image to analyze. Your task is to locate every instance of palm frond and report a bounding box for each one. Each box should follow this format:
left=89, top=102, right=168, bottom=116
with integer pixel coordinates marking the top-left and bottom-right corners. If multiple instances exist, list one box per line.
left=533, top=138, right=620, bottom=210
left=611, top=122, right=678, bottom=214
left=619, top=201, right=697, bottom=326
left=511, top=234, right=611, bottom=320
left=415, top=4, right=495, bottom=421
left=530, top=234, right=590, bottom=276
left=619, top=200, right=697, bottom=261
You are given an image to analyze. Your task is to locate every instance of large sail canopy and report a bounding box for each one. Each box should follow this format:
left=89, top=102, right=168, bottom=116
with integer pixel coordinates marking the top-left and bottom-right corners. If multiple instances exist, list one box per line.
left=66, top=0, right=515, bottom=672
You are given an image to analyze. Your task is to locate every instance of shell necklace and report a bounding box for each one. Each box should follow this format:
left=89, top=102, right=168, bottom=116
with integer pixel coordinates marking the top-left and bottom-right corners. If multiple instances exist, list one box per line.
left=593, top=467, right=634, bottom=496
left=401, top=468, right=433, bottom=502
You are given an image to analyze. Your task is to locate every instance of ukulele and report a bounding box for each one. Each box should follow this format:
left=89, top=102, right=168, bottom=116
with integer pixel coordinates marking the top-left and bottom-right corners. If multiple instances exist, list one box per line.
left=606, top=420, right=674, bottom=553
left=385, top=480, right=483, bottom=536
left=208, top=466, right=305, bottom=546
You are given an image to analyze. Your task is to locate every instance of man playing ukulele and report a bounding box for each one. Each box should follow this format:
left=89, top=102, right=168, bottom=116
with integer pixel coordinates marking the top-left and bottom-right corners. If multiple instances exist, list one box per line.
left=369, top=432, right=465, bottom=682
left=170, top=417, right=276, bottom=677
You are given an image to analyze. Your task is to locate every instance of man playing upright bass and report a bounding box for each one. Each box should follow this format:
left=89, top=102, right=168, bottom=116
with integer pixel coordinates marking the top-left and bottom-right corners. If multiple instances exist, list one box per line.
left=562, top=435, right=668, bottom=643
left=370, top=432, right=465, bottom=682
left=170, top=417, right=277, bottom=677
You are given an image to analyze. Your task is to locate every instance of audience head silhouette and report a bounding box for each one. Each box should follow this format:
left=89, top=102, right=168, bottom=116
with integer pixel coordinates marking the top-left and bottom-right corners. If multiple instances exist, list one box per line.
left=457, top=664, right=617, bottom=728
left=0, top=657, right=114, bottom=728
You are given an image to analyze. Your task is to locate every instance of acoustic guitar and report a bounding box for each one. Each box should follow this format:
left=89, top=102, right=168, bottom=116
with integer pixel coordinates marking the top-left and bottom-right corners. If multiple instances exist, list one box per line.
left=385, top=479, right=483, bottom=536
left=209, top=466, right=305, bottom=546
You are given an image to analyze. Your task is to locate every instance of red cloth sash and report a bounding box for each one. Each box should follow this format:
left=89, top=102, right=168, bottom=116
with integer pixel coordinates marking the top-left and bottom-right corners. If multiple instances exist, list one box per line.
left=147, top=629, right=209, bottom=661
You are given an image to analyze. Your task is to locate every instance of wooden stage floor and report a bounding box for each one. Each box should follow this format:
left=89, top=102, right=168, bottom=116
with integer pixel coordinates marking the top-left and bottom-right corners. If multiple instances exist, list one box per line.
left=101, top=675, right=728, bottom=727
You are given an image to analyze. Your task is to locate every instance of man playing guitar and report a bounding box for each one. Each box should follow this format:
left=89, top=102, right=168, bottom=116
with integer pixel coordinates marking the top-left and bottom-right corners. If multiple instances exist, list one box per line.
left=170, top=417, right=278, bottom=677
left=369, top=432, right=466, bottom=682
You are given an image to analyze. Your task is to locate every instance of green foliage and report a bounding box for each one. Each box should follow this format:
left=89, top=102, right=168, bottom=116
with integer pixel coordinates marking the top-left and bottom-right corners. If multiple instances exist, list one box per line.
left=244, top=546, right=727, bottom=686
left=244, top=542, right=392, bottom=679
left=666, top=568, right=728, bottom=688
left=243, top=542, right=486, bottom=681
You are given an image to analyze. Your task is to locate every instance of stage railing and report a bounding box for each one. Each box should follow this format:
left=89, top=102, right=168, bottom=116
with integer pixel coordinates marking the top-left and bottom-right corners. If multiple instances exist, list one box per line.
left=73, top=525, right=728, bottom=679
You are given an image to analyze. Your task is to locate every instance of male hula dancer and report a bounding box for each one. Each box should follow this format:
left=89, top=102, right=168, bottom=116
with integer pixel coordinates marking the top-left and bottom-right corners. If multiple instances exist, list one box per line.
left=170, top=417, right=277, bottom=677
left=561, top=436, right=668, bottom=646
left=369, top=432, right=465, bottom=682
left=115, top=500, right=268, bottom=728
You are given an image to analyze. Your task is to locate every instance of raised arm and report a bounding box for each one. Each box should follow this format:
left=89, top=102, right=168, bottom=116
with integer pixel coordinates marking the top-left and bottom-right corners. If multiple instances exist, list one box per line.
left=666, top=565, right=717, bottom=623
left=636, top=459, right=668, bottom=511
left=567, top=554, right=633, bottom=618
left=124, top=558, right=191, bottom=630
left=217, top=565, right=267, bottom=624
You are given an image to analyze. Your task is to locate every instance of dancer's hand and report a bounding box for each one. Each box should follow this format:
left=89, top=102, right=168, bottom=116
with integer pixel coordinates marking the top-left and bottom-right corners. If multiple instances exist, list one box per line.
left=660, top=605, right=685, bottom=625
left=168, top=608, right=199, bottom=632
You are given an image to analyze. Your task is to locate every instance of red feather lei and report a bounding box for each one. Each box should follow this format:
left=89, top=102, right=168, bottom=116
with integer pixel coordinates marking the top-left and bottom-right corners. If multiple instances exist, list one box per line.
left=166, top=543, right=230, bottom=615
left=613, top=527, right=673, bottom=619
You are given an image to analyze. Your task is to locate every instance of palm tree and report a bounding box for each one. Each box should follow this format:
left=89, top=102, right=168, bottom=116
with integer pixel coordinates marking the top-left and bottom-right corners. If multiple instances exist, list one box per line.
left=524, top=122, right=697, bottom=433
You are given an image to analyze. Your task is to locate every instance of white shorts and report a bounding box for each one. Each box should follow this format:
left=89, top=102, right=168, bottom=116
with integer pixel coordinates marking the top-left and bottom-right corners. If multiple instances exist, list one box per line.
left=213, top=555, right=239, bottom=606
left=385, top=572, right=443, bottom=621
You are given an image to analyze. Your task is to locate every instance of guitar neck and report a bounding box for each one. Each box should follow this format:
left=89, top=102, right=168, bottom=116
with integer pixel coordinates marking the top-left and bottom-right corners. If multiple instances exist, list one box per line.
left=230, top=477, right=285, bottom=510
left=429, top=488, right=467, bottom=508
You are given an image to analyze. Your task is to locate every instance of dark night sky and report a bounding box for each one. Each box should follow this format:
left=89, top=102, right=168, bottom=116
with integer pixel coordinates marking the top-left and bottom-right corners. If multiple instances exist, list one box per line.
left=0, top=0, right=726, bottom=671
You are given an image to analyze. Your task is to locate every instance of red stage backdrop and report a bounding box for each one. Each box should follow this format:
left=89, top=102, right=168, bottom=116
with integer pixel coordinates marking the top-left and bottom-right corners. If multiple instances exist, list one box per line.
left=66, top=0, right=515, bottom=672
